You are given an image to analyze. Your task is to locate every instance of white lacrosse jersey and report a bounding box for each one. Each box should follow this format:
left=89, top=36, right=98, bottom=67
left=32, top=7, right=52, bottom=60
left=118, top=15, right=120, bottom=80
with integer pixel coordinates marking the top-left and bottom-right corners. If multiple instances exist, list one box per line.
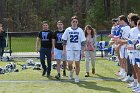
left=129, top=27, right=140, bottom=43
left=120, top=25, right=130, bottom=40
left=62, top=27, right=86, bottom=50
left=129, top=27, right=140, bottom=61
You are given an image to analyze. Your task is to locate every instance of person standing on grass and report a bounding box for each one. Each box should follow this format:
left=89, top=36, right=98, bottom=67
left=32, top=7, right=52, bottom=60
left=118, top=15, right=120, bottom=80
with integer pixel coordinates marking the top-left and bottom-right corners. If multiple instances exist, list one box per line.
left=0, top=23, right=6, bottom=60
left=116, top=15, right=130, bottom=80
left=127, top=19, right=140, bottom=92
left=109, top=18, right=120, bottom=58
left=84, top=25, right=96, bottom=77
left=124, top=13, right=139, bottom=83
left=35, top=21, right=53, bottom=77
left=62, top=16, right=86, bottom=83
left=108, top=18, right=122, bottom=75
left=52, top=20, right=67, bottom=79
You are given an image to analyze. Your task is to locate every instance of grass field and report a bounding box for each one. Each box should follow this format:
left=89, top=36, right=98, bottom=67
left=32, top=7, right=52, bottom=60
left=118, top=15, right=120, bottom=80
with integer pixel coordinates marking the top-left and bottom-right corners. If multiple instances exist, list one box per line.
left=10, top=37, right=37, bottom=52
left=0, top=58, right=132, bottom=93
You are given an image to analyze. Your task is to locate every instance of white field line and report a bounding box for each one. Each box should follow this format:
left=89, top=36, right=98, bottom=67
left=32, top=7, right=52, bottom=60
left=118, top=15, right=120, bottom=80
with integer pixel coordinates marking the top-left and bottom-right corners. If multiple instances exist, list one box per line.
left=0, top=78, right=119, bottom=83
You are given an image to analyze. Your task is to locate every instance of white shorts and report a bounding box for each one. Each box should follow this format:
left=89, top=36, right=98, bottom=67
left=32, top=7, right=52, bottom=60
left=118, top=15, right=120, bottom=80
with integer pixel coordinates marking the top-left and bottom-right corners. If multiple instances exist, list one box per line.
left=54, top=48, right=66, bottom=61
left=67, top=50, right=81, bottom=61
left=120, top=45, right=128, bottom=59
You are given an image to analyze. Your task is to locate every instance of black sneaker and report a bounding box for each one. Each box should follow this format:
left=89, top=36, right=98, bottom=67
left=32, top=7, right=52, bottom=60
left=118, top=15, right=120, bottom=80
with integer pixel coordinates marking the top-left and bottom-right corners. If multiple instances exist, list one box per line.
left=55, top=73, right=60, bottom=79
left=47, top=71, right=50, bottom=77
left=47, top=74, right=50, bottom=77
left=42, top=69, right=46, bottom=76
left=85, top=72, right=89, bottom=77
left=63, top=70, right=66, bottom=76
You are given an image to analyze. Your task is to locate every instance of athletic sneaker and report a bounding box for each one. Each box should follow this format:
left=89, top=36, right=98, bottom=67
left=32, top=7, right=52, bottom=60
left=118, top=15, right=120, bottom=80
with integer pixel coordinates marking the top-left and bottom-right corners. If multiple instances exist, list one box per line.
left=69, top=70, right=74, bottom=79
left=128, top=82, right=137, bottom=88
left=63, top=70, right=66, bottom=76
left=116, top=71, right=124, bottom=76
left=121, top=76, right=133, bottom=82
left=132, top=86, right=140, bottom=92
left=42, top=69, right=46, bottom=76
left=118, top=72, right=126, bottom=80
left=75, top=75, right=79, bottom=83
left=55, top=73, right=60, bottom=80
left=135, top=88, right=140, bottom=93
left=85, top=72, right=89, bottom=77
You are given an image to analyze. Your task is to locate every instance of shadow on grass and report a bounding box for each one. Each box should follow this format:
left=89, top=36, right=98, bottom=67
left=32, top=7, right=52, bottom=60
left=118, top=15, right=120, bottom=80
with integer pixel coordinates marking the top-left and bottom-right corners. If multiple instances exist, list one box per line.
left=95, top=74, right=121, bottom=82
left=77, top=81, right=120, bottom=93
left=60, top=79, right=120, bottom=93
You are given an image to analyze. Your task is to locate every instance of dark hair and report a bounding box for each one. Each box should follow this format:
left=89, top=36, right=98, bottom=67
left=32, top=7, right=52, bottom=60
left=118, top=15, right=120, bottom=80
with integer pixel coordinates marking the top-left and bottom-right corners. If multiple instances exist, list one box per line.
left=119, top=15, right=129, bottom=25
left=130, top=14, right=139, bottom=26
left=112, top=18, right=118, bottom=22
left=84, top=25, right=96, bottom=38
left=71, top=16, right=78, bottom=21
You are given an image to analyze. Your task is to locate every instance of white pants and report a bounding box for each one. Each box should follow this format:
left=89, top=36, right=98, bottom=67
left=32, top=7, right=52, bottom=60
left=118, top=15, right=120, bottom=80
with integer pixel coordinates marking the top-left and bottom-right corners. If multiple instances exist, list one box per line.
left=85, top=51, right=96, bottom=72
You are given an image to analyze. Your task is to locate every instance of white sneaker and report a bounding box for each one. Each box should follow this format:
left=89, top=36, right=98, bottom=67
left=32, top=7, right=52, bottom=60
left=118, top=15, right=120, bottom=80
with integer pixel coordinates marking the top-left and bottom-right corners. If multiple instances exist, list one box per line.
left=116, top=71, right=122, bottom=76
left=69, top=70, right=74, bottom=80
left=117, top=71, right=125, bottom=77
left=121, top=76, right=133, bottom=82
left=132, top=86, right=139, bottom=92
left=118, top=73, right=126, bottom=80
left=128, top=82, right=137, bottom=88
left=75, top=75, right=79, bottom=83
left=136, top=88, right=140, bottom=93
left=121, top=76, right=128, bottom=82
left=118, top=75, right=126, bottom=80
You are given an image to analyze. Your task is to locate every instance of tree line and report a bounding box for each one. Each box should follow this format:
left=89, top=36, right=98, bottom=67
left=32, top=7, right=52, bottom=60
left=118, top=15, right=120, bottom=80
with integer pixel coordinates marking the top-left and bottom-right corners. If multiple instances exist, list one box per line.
left=0, top=0, right=140, bottom=32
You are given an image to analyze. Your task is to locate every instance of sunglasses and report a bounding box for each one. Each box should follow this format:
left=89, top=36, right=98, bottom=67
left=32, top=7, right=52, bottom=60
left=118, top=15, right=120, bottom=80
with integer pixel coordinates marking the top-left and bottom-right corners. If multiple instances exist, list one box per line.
left=72, top=21, right=78, bottom=23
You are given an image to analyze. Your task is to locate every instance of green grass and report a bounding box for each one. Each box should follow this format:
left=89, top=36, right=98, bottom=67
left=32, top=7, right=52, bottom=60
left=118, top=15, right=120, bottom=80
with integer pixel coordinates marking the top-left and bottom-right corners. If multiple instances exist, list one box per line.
left=12, top=37, right=36, bottom=52
left=0, top=58, right=131, bottom=93
left=10, top=37, right=37, bottom=52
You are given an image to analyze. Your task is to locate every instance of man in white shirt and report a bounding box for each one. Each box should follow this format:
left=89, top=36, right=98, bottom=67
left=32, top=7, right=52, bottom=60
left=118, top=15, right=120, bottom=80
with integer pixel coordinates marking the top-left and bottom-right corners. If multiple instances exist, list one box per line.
left=129, top=20, right=140, bottom=92
left=116, top=15, right=130, bottom=79
left=62, top=16, right=86, bottom=83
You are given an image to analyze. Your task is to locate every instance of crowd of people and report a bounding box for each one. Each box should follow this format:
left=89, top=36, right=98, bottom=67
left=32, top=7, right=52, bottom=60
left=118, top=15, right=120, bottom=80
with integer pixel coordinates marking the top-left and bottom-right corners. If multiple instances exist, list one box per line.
left=109, top=13, right=140, bottom=93
left=35, top=16, right=96, bottom=83
left=35, top=14, right=140, bottom=87
left=2, top=13, right=140, bottom=90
